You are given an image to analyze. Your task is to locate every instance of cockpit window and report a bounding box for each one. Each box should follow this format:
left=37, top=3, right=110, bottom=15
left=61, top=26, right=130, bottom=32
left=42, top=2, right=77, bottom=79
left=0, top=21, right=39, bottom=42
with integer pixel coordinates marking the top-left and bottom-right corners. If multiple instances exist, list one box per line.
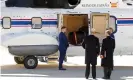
left=109, top=16, right=117, bottom=33
left=2, top=17, right=11, bottom=29
left=32, top=17, right=42, bottom=29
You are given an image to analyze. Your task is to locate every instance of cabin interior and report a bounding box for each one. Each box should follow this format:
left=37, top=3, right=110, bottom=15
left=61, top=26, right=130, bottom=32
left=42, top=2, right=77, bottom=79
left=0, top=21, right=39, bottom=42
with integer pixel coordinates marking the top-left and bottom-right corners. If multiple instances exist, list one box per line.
left=58, top=14, right=89, bottom=46
left=62, top=14, right=89, bottom=33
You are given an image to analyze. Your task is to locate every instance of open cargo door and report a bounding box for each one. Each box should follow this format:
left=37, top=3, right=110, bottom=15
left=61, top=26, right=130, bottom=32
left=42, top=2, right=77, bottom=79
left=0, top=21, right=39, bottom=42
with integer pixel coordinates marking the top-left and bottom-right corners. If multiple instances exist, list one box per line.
left=90, top=13, right=109, bottom=44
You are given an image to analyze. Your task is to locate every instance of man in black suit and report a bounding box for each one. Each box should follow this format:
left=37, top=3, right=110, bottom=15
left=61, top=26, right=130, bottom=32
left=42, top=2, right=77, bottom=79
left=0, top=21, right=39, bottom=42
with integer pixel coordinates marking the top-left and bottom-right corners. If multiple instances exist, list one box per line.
left=82, top=28, right=100, bottom=79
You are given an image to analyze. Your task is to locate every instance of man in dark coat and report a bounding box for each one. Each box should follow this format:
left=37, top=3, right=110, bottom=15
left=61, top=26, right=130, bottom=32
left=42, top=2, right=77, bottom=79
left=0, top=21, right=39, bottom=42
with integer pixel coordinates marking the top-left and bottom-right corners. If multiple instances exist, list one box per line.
left=108, top=27, right=115, bottom=70
left=82, top=28, right=100, bottom=79
left=100, top=30, right=115, bottom=79
left=58, top=26, right=69, bottom=70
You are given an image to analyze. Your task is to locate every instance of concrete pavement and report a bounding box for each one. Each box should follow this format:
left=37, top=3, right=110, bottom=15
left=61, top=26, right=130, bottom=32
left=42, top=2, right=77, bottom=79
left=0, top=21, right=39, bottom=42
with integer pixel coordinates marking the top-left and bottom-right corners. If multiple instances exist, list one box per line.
left=0, top=64, right=133, bottom=80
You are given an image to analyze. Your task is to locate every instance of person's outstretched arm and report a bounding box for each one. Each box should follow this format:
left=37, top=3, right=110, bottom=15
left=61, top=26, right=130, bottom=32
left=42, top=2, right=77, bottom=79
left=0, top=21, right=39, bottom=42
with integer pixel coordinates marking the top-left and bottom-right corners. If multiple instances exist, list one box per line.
left=82, top=36, right=86, bottom=49
left=112, top=39, right=115, bottom=49
left=59, top=32, right=62, bottom=43
left=63, top=34, right=69, bottom=48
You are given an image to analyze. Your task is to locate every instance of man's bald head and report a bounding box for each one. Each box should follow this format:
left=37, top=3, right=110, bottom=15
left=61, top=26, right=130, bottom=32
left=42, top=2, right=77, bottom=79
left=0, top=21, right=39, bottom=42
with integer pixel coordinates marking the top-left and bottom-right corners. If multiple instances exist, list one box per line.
left=91, top=28, right=96, bottom=34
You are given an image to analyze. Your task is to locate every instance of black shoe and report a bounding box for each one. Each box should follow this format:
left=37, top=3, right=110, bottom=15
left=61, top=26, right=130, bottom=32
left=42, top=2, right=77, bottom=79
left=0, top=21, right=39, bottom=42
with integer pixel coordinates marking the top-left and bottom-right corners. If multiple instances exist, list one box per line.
left=59, top=68, right=66, bottom=70
left=102, top=77, right=109, bottom=79
left=85, top=77, right=88, bottom=79
left=93, top=77, right=97, bottom=80
left=112, top=68, right=113, bottom=71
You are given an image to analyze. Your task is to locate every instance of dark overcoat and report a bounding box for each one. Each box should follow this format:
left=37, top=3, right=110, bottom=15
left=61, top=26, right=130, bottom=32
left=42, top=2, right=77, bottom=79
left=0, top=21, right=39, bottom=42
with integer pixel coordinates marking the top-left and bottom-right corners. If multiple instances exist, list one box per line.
left=101, top=36, right=115, bottom=68
left=82, top=35, right=100, bottom=65
left=110, top=33, right=115, bottom=39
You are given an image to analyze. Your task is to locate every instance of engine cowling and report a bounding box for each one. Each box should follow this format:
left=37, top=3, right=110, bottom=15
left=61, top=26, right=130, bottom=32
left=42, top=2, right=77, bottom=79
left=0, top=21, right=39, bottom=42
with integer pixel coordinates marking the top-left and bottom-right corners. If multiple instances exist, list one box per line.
left=5, top=0, right=81, bottom=9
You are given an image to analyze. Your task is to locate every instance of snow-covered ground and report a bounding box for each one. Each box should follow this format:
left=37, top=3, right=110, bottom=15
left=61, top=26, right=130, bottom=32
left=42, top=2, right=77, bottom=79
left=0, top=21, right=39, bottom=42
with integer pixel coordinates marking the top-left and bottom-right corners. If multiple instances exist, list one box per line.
left=0, top=46, right=133, bottom=66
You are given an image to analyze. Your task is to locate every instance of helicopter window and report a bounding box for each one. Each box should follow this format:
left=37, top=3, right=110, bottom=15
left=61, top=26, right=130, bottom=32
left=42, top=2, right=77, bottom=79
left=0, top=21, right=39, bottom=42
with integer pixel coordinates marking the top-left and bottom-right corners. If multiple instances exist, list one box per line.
left=109, top=16, right=117, bottom=33
left=32, top=17, right=42, bottom=29
left=2, top=17, right=11, bottom=29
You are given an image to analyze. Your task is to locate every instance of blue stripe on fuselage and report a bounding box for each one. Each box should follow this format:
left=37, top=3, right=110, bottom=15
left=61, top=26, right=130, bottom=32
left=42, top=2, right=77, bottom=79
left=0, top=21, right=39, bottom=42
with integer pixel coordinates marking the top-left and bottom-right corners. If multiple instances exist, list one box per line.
left=0, top=19, right=133, bottom=26
left=1, top=21, right=57, bottom=25
left=11, top=21, right=31, bottom=25
left=11, top=21, right=57, bottom=25
left=117, top=20, right=133, bottom=24
left=42, top=21, right=57, bottom=25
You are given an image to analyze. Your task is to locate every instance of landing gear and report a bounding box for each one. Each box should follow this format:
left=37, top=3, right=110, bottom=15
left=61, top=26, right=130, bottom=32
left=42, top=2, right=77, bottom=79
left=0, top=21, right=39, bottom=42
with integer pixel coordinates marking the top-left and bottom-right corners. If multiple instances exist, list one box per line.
left=14, top=56, right=24, bottom=64
left=38, top=56, right=48, bottom=62
left=44, top=57, right=48, bottom=62
left=24, top=56, right=38, bottom=69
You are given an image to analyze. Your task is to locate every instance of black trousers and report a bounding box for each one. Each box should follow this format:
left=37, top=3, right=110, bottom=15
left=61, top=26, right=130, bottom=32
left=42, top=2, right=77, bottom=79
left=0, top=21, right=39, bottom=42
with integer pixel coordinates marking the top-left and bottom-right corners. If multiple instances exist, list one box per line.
left=103, top=67, right=112, bottom=78
left=85, top=63, right=96, bottom=79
